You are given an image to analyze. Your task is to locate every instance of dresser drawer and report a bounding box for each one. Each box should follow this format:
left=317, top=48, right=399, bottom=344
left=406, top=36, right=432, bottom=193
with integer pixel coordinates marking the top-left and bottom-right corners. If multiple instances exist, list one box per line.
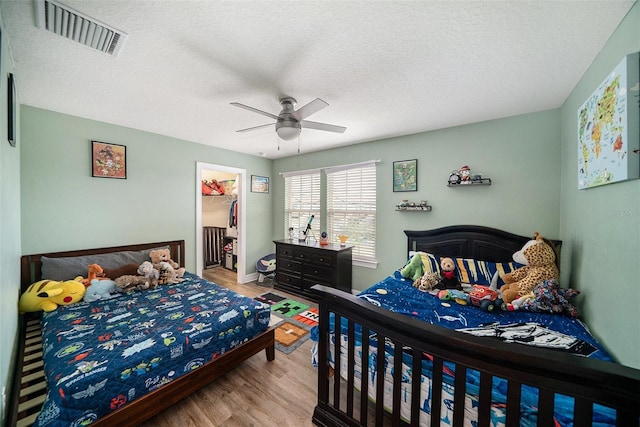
left=275, top=271, right=302, bottom=287
left=303, top=264, right=333, bottom=282
left=308, top=252, right=334, bottom=267
left=277, top=246, right=296, bottom=258
left=277, top=257, right=302, bottom=273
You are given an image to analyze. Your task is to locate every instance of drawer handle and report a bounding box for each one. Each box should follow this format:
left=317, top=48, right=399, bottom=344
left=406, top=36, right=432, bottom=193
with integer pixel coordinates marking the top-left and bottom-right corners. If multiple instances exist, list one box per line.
left=319, top=258, right=325, bottom=262
left=314, top=270, right=319, bottom=274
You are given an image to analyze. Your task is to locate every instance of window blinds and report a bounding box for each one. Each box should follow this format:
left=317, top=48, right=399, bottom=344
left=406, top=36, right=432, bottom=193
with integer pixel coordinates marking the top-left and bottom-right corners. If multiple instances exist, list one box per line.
left=284, top=172, right=321, bottom=237
left=326, top=163, right=377, bottom=262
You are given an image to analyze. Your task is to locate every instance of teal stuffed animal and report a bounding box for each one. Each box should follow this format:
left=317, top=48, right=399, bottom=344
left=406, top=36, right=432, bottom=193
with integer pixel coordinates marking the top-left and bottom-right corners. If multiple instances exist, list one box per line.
left=400, top=253, right=424, bottom=281
left=84, top=279, right=118, bottom=303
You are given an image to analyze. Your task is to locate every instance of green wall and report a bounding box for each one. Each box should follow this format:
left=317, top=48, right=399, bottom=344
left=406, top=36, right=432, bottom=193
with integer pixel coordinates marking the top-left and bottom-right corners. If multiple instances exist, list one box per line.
left=0, top=10, right=21, bottom=425
left=559, top=2, right=640, bottom=369
left=273, top=109, right=562, bottom=293
left=20, top=107, right=273, bottom=271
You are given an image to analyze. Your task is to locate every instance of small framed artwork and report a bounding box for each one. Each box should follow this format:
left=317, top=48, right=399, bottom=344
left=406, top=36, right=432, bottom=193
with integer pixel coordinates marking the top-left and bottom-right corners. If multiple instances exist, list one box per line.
left=393, top=159, right=417, bottom=192
left=8, top=73, right=16, bottom=147
left=91, top=141, right=127, bottom=179
left=251, top=175, right=269, bottom=193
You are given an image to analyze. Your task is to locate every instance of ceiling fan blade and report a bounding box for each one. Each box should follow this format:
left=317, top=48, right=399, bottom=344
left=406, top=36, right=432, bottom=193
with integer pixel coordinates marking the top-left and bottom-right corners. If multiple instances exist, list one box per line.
left=291, top=98, right=328, bottom=121
left=230, top=102, right=280, bottom=120
left=236, top=123, right=274, bottom=133
left=301, top=120, right=346, bottom=134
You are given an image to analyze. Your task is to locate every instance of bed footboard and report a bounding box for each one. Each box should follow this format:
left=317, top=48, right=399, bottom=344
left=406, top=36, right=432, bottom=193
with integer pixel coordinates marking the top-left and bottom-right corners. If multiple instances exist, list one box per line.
left=311, top=285, right=640, bottom=427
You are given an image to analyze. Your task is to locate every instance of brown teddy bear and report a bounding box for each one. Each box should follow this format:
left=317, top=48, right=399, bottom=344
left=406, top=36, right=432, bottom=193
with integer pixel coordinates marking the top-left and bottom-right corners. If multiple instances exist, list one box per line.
left=499, top=232, right=559, bottom=304
left=149, top=249, right=185, bottom=278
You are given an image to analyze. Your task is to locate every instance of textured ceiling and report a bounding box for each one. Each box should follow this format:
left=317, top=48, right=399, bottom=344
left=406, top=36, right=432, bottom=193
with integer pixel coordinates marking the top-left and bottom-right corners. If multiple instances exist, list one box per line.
left=1, top=0, right=635, bottom=159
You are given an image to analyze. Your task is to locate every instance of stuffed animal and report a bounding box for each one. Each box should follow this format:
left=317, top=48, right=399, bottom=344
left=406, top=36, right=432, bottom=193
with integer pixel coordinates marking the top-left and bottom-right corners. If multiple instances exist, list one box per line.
left=157, top=261, right=182, bottom=285
left=499, top=232, right=559, bottom=304
left=149, top=249, right=185, bottom=278
left=19, top=279, right=86, bottom=312
left=80, top=263, right=106, bottom=287
left=413, top=271, right=440, bottom=291
left=400, top=253, right=425, bottom=282
left=138, top=261, right=160, bottom=281
left=84, top=279, right=118, bottom=303
left=434, top=257, right=462, bottom=290
left=115, top=275, right=156, bottom=292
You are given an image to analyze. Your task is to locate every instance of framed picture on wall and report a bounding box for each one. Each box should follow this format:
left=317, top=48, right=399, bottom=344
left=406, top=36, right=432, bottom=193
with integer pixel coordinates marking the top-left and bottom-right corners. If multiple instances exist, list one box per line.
left=577, top=51, right=640, bottom=189
left=251, top=175, right=269, bottom=193
left=91, top=141, right=127, bottom=179
left=393, top=159, right=417, bottom=192
left=8, top=73, right=16, bottom=147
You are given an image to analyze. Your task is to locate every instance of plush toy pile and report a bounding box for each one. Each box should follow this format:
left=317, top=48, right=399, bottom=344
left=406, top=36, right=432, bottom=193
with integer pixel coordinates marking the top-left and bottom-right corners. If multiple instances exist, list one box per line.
left=504, top=279, right=580, bottom=318
left=19, top=250, right=186, bottom=312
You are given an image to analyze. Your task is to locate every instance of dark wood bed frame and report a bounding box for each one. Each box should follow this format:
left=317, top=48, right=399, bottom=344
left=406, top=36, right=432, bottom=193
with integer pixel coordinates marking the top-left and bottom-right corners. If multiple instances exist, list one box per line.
left=311, top=225, right=640, bottom=427
left=9, top=240, right=275, bottom=427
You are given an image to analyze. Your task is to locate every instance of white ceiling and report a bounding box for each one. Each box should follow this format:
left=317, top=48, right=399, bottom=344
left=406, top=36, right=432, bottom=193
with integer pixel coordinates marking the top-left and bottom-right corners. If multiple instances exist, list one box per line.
left=1, top=0, right=635, bottom=159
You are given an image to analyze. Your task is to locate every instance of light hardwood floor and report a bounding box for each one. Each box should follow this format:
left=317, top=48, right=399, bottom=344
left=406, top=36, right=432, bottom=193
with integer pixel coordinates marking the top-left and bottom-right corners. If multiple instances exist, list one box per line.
left=138, top=266, right=318, bottom=427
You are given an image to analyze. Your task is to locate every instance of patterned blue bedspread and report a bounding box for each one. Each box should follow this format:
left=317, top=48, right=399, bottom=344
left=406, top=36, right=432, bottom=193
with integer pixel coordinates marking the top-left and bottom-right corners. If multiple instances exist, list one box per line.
left=311, top=271, right=618, bottom=426
left=35, top=272, right=271, bottom=426
left=356, top=271, right=613, bottom=360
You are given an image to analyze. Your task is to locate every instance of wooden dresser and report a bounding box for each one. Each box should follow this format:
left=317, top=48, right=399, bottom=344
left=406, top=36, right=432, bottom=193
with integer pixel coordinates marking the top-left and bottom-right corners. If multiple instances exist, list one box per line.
left=273, top=239, right=352, bottom=300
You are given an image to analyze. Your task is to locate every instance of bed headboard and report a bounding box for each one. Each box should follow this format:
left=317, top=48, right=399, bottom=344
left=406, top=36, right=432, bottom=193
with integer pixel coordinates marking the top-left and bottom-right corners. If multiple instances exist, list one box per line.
left=20, top=240, right=186, bottom=293
left=405, top=225, right=561, bottom=263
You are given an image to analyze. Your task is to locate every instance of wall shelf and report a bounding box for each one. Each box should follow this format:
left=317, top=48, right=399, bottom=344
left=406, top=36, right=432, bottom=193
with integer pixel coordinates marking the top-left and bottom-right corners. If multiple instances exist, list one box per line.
left=447, top=178, right=492, bottom=187
left=395, top=205, right=432, bottom=212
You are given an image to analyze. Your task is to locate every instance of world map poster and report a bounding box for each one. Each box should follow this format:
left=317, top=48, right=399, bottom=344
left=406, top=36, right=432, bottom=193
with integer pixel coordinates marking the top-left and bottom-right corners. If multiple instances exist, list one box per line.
left=577, top=52, right=639, bottom=189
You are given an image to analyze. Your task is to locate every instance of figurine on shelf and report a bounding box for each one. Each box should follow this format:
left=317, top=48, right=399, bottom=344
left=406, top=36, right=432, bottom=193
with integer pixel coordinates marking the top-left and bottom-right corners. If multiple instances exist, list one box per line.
left=448, top=170, right=461, bottom=185
left=459, top=165, right=471, bottom=183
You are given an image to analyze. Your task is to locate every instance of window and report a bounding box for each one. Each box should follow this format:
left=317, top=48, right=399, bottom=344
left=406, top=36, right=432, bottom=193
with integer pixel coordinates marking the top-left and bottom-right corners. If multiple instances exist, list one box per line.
left=284, top=171, right=321, bottom=238
left=326, top=162, right=377, bottom=264
left=283, top=161, right=378, bottom=267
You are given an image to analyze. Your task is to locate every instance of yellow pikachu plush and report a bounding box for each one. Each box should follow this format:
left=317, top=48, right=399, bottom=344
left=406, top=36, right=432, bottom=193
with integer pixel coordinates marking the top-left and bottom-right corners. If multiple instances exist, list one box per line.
left=19, top=279, right=86, bottom=313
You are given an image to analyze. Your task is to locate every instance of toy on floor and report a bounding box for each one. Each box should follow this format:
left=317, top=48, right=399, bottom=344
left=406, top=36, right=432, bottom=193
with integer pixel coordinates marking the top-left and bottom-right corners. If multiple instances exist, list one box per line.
left=19, top=279, right=86, bottom=312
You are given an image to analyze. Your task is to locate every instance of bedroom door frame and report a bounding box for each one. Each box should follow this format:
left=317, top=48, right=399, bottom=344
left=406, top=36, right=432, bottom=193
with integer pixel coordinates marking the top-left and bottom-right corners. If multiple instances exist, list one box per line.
left=195, top=162, right=248, bottom=283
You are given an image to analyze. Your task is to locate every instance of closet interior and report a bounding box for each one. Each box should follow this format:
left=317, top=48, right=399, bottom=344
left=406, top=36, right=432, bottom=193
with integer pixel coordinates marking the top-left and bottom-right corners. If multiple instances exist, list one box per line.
left=202, top=171, right=239, bottom=272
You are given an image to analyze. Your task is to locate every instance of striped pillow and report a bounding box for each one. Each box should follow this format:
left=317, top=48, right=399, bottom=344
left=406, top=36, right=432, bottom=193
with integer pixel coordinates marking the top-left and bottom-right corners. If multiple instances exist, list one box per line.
left=415, top=252, right=522, bottom=286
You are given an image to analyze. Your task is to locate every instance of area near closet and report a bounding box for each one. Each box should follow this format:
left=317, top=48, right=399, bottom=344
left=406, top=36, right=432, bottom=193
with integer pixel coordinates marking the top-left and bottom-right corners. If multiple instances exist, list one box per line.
left=201, top=170, right=239, bottom=273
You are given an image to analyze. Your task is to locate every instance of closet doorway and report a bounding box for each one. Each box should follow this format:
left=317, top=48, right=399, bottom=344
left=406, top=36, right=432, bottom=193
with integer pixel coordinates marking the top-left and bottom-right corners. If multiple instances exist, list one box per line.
left=195, top=162, right=247, bottom=283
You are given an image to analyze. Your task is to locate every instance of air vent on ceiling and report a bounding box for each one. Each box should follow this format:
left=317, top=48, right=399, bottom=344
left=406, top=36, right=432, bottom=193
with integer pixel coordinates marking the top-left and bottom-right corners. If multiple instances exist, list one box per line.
left=35, top=0, right=128, bottom=56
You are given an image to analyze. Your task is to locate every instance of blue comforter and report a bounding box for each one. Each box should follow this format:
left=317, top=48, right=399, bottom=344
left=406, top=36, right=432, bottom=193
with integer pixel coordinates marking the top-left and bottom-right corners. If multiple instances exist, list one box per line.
left=311, top=271, right=617, bottom=426
left=355, top=271, right=612, bottom=360
left=35, top=272, right=271, bottom=426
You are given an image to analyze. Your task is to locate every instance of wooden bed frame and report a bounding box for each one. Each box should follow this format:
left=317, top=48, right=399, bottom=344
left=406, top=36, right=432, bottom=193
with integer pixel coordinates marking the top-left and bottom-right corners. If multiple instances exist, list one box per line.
left=311, top=225, right=640, bottom=427
left=9, top=240, right=275, bottom=427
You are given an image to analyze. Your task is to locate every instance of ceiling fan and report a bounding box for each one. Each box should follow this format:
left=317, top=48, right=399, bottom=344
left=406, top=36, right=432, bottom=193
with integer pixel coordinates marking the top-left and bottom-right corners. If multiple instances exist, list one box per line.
left=231, top=97, right=346, bottom=141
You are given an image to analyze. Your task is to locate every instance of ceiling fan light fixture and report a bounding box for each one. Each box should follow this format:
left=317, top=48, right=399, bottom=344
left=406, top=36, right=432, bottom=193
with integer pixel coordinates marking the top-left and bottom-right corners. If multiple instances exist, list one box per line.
left=276, top=121, right=301, bottom=141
